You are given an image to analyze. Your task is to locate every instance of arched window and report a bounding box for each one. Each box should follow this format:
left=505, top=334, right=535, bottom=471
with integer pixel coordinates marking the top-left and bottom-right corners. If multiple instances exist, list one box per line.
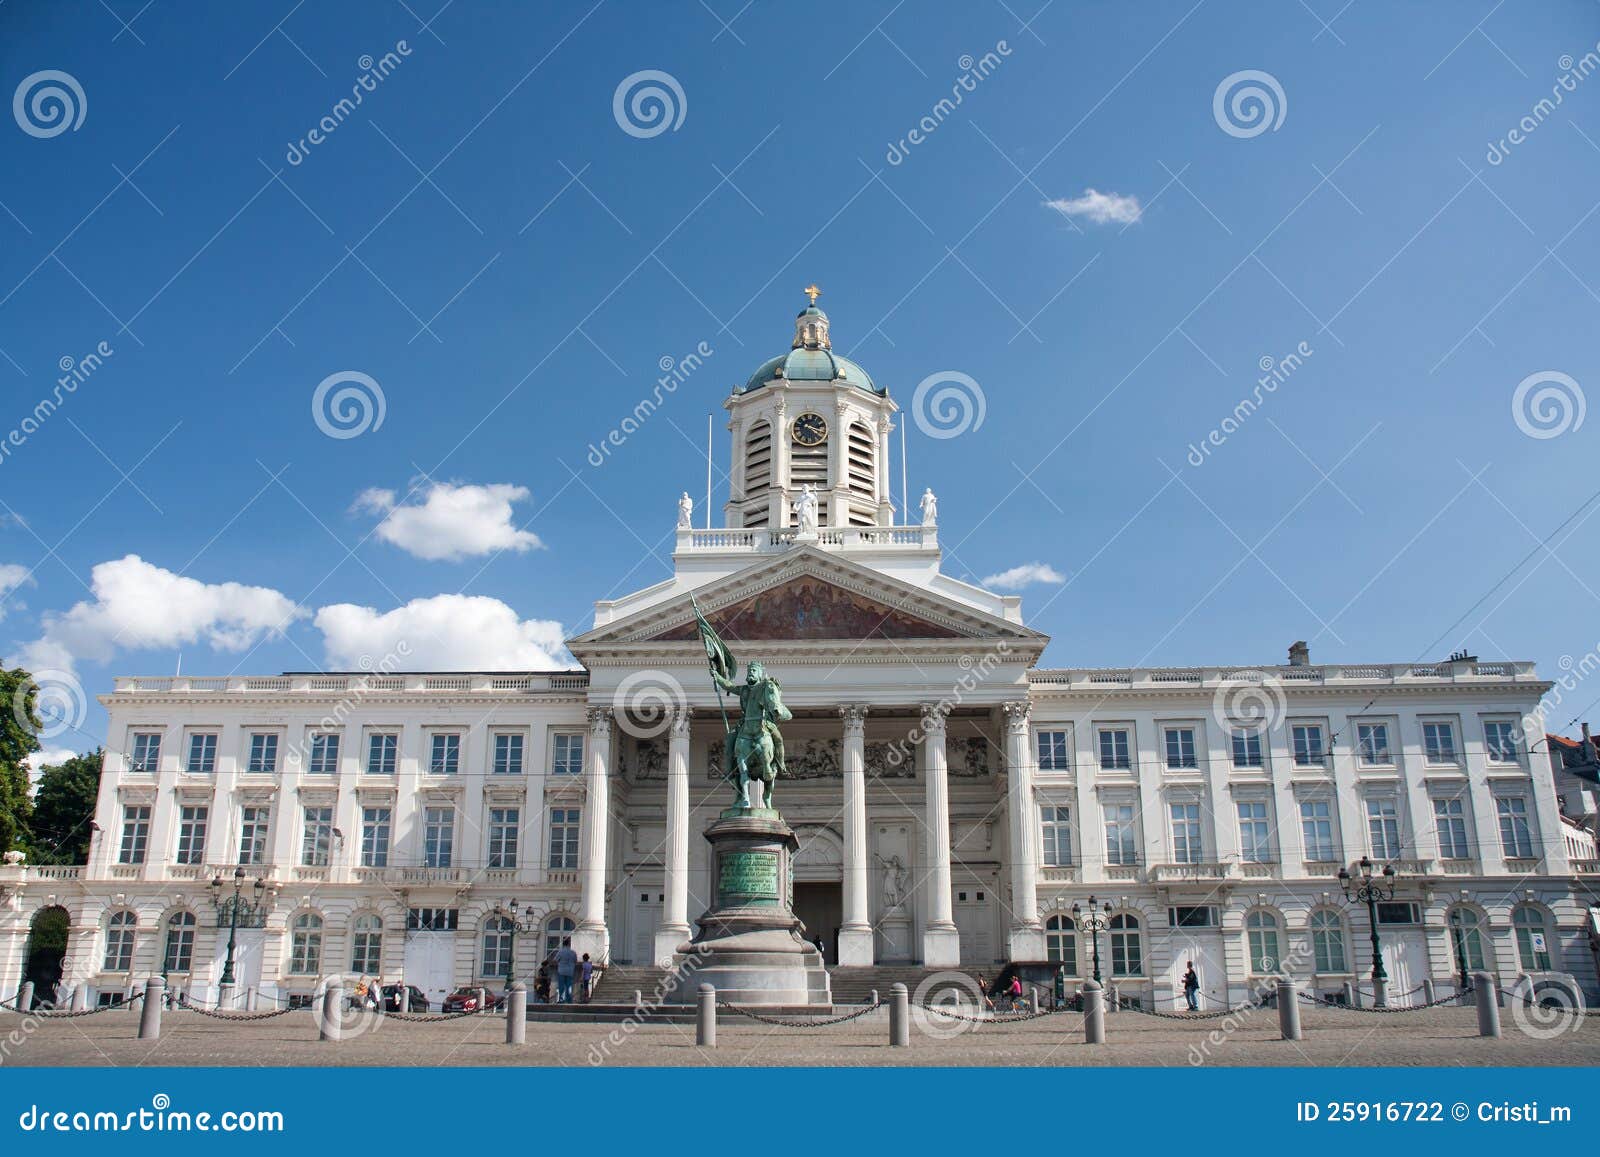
left=1512, top=905, right=1552, bottom=971
left=542, top=914, right=576, bottom=957
left=482, top=916, right=514, bottom=978
left=1045, top=914, right=1077, bottom=975
left=162, top=911, right=196, bottom=973
left=103, top=910, right=136, bottom=972
left=350, top=913, right=383, bottom=976
left=1310, top=910, right=1347, bottom=973
left=289, top=913, right=323, bottom=974
left=1109, top=913, right=1142, bottom=977
left=1447, top=907, right=1487, bottom=971
left=1246, top=911, right=1281, bottom=974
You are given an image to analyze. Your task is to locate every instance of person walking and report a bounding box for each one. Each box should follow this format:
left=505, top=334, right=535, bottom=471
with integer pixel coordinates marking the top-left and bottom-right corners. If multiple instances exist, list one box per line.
left=579, top=953, right=594, bottom=1002
left=554, top=937, right=579, bottom=1003
left=535, top=961, right=551, bottom=1004
left=1183, top=962, right=1200, bottom=1011
left=1008, top=973, right=1024, bottom=1011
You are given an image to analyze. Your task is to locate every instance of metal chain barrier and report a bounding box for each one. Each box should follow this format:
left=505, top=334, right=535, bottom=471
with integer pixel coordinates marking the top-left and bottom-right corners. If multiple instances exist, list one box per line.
left=1297, top=989, right=1468, bottom=1013
left=914, top=1001, right=1067, bottom=1024
left=0, top=992, right=143, bottom=1018
left=176, top=995, right=302, bottom=1021
left=381, top=1009, right=479, bottom=1023
left=717, top=999, right=882, bottom=1028
left=1495, top=987, right=1600, bottom=1016
left=1128, top=997, right=1270, bottom=1020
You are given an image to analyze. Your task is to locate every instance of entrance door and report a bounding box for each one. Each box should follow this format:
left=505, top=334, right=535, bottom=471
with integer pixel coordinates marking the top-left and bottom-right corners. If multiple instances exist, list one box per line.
left=403, top=933, right=455, bottom=1008
left=630, top=889, right=662, bottom=965
left=1166, top=932, right=1224, bottom=1009
left=1380, top=932, right=1424, bottom=999
left=211, top=929, right=264, bottom=1004
left=953, top=888, right=995, bottom=964
left=792, top=883, right=842, bottom=963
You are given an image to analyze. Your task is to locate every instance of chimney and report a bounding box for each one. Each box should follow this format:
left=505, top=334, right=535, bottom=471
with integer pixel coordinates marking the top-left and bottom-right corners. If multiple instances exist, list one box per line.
left=1287, top=640, right=1309, bottom=667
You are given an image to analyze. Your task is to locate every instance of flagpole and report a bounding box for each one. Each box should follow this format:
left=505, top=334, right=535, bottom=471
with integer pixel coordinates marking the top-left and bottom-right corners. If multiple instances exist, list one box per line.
left=690, top=593, right=734, bottom=773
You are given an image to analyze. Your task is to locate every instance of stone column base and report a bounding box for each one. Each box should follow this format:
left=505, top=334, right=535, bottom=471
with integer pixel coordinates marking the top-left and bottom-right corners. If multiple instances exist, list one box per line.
left=572, top=924, right=610, bottom=965
left=922, top=924, right=961, bottom=967
left=1007, top=925, right=1046, bottom=962
left=837, top=925, right=874, bottom=967
left=653, top=925, right=691, bottom=970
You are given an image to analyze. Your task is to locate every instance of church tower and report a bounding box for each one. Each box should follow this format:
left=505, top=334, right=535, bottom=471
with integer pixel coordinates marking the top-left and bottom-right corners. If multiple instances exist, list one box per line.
left=723, top=287, right=897, bottom=530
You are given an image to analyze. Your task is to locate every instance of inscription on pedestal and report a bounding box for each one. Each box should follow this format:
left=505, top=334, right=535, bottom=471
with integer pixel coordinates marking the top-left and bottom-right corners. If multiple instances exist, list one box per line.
left=718, top=850, right=780, bottom=907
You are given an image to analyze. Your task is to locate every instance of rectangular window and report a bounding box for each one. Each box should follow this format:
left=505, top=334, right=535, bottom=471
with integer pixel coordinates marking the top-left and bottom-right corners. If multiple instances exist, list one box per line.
left=1163, top=727, right=1197, bottom=769
left=1423, top=721, right=1458, bottom=764
left=307, top=732, right=340, bottom=776
left=367, top=733, right=398, bottom=776
left=238, top=806, right=270, bottom=866
left=1103, top=804, right=1137, bottom=865
left=1231, top=729, right=1263, bottom=768
left=1483, top=721, right=1519, bottom=764
left=1366, top=797, right=1402, bottom=860
left=119, top=804, right=151, bottom=864
left=1237, top=801, right=1272, bottom=862
left=1097, top=728, right=1131, bottom=770
left=1356, top=723, right=1391, bottom=766
left=488, top=808, right=520, bottom=868
left=1291, top=724, right=1325, bottom=767
left=185, top=732, right=218, bottom=774
left=1376, top=901, right=1421, bottom=926
left=406, top=908, right=459, bottom=931
left=423, top=807, right=455, bottom=868
left=129, top=732, right=162, bottom=772
left=1040, top=805, right=1072, bottom=866
left=1169, top=905, right=1219, bottom=928
left=1433, top=797, right=1470, bottom=860
left=361, top=807, right=392, bottom=868
left=302, top=806, right=334, bottom=867
left=1037, top=731, right=1071, bottom=772
left=175, top=805, right=208, bottom=865
left=1497, top=796, right=1534, bottom=858
left=492, top=733, right=525, bottom=775
left=429, top=733, right=461, bottom=775
left=551, top=733, right=585, bottom=776
left=246, top=732, right=279, bottom=775
left=1169, top=802, right=1203, bottom=864
left=548, top=808, right=580, bottom=868
left=1300, top=800, right=1335, bottom=862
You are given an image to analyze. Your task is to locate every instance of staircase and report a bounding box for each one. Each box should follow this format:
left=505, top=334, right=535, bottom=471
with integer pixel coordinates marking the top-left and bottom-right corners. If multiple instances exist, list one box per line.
left=827, top=966, right=974, bottom=1005
left=588, top=965, right=672, bottom=1005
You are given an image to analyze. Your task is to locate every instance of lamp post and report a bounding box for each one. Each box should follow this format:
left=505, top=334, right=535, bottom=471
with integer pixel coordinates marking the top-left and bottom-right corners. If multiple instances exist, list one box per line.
left=490, top=901, right=539, bottom=989
left=1338, top=857, right=1397, bottom=1007
left=209, top=866, right=267, bottom=986
left=1071, top=896, right=1114, bottom=985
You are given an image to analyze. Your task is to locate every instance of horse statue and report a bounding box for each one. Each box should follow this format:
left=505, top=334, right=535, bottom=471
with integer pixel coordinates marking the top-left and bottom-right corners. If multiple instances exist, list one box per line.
left=714, top=660, right=791, bottom=809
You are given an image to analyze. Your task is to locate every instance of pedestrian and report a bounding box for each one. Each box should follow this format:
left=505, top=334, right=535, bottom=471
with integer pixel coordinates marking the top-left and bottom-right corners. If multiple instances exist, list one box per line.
left=554, top=937, right=579, bottom=1003
left=580, top=953, right=594, bottom=1002
left=353, top=977, right=368, bottom=1012
left=535, top=961, right=551, bottom=1004
left=976, top=973, right=994, bottom=1012
left=1183, top=961, right=1200, bottom=1011
left=1008, top=973, right=1023, bottom=1011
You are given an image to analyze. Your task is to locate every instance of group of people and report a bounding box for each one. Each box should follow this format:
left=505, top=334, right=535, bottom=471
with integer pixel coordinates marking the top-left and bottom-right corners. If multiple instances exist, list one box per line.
left=351, top=977, right=385, bottom=1011
left=533, top=938, right=595, bottom=1004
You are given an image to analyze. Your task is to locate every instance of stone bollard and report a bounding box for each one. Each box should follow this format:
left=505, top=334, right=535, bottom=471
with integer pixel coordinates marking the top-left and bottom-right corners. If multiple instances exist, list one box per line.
left=1341, top=980, right=1357, bottom=1008
left=218, top=981, right=237, bottom=1010
left=696, top=985, right=717, bottom=1048
left=1108, top=984, right=1119, bottom=1013
left=71, top=984, right=88, bottom=1012
left=17, top=981, right=34, bottom=1011
left=1083, top=981, right=1105, bottom=1044
left=870, top=988, right=879, bottom=1009
left=318, top=984, right=341, bottom=1042
left=889, top=983, right=909, bottom=1047
left=1276, top=979, right=1301, bottom=1041
left=138, top=977, right=164, bottom=1040
left=247, top=987, right=260, bottom=1012
left=634, top=989, right=644, bottom=1009
left=477, top=987, right=487, bottom=1014
left=1473, top=971, right=1500, bottom=1038
left=505, top=982, right=527, bottom=1045
left=1422, top=978, right=1436, bottom=1006
left=1029, top=987, right=1040, bottom=1015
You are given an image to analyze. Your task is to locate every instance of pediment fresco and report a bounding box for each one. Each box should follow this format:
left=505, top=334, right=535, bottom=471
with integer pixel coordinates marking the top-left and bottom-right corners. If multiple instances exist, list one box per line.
left=651, top=575, right=963, bottom=641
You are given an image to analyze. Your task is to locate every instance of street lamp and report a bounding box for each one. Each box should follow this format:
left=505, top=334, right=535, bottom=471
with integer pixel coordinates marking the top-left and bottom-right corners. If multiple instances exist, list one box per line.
left=209, top=866, right=267, bottom=987
left=1450, top=889, right=1471, bottom=993
left=490, top=900, right=539, bottom=988
left=1071, top=895, right=1114, bottom=985
left=1338, top=856, right=1397, bottom=1007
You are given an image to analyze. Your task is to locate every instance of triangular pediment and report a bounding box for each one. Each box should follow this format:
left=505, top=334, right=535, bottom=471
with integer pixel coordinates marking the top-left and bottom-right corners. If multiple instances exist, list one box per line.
left=655, top=574, right=962, bottom=641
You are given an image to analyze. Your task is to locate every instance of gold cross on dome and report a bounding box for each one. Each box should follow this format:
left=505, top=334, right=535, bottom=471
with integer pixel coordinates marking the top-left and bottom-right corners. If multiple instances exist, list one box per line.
left=803, top=283, right=821, bottom=305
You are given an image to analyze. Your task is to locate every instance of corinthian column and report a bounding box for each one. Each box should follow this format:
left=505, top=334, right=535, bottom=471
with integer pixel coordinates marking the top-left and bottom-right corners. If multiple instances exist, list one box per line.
left=575, top=707, right=612, bottom=963
left=1003, top=700, right=1045, bottom=960
left=838, top=704, right=873, bottom=965
left=655, top=707, right=693, bottom=966
left=921, top=705, right=961, bottom=966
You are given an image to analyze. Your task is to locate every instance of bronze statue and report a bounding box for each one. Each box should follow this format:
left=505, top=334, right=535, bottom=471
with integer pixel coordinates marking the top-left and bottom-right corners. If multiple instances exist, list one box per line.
left=692, top=595, right=791, bottom=809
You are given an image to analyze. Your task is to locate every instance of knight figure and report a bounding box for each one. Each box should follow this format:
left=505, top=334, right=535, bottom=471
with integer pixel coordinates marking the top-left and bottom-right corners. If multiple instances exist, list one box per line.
left=691, top=595, right=791, bottom=810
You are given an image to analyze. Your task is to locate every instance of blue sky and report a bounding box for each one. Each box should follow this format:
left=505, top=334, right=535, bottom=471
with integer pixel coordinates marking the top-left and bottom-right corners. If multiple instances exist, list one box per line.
left=3, top=0, right=1600, bottom=758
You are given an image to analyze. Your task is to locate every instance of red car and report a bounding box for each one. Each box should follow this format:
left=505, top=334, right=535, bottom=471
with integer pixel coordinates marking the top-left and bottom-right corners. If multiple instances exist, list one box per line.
left=442, top=987, right=503, bottom=1013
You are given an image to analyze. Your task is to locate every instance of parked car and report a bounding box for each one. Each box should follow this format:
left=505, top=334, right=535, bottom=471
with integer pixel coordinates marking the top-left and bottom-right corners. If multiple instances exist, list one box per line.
left=442, top=987, right=503, bottom=1013
left=380, top=984, right=429, bottom=1012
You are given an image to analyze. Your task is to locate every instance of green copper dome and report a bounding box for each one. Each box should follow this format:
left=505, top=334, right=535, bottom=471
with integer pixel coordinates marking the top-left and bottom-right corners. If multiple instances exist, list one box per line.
left=737, top=298, right=884, bottom=395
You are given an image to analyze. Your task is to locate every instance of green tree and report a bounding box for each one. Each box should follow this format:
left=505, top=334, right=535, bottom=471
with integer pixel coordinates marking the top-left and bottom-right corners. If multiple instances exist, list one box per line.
left=0, top=665, right=40, bottom=855
left=28, top=749, right=102, bottom=865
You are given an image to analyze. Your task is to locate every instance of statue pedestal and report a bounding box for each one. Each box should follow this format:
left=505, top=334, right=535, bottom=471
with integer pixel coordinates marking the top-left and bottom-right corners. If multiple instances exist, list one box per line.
left=667, top=808, right=832, bottom=1006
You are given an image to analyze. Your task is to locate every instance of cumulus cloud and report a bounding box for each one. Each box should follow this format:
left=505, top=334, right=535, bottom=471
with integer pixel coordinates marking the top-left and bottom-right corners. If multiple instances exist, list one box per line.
left=982, top=562, right=1067, bottom=590
left=0, top=562, right=31, bottom=620
left=1043, top=188, right=1142, bottom=225
left=356, top=481, right=544, bottom=562
left=20, top=554, right=304, bottom=675
left=314, top=594, right=573, bottom=670
left=25, top=747, right=76, bottom=786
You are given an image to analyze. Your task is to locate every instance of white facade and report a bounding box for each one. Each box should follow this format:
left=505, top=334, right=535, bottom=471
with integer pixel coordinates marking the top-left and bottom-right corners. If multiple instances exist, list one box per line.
left=4, top=301, right=1598, bottom=1009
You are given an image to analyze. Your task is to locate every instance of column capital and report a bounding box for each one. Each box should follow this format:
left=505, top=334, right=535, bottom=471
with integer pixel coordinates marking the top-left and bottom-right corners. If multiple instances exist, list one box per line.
left=670, top=706, right=694, bottom=737
left=838, top=703, right=869, bottom=734
left=586, top=707, right=614, bottom=737
left=919, top=703, right=948, bottom=737
left=1001, top=700, right=1032, bottom=733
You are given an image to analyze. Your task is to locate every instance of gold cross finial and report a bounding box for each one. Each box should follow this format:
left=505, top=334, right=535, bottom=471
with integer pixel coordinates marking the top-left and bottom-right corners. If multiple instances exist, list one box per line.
left=803, top=283, right=821, bottom=305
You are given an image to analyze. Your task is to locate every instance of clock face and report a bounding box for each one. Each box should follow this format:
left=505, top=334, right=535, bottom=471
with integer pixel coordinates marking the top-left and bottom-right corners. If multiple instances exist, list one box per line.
left=792, top=412, right=828, bottom=447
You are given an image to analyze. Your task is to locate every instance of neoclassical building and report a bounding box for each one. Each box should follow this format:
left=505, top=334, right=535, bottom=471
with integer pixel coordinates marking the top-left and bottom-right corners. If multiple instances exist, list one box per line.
left=3, top=298, right=1598, bottom=1010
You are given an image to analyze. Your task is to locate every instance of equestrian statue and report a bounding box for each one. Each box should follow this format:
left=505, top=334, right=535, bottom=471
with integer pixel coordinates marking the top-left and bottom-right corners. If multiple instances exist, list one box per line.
left=691, top=594, right=791, bottom=810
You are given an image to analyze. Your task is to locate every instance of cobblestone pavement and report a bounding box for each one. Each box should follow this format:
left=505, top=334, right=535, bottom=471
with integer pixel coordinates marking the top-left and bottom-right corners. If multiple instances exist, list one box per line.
left=3, top=1007, right=1597, bottom=1067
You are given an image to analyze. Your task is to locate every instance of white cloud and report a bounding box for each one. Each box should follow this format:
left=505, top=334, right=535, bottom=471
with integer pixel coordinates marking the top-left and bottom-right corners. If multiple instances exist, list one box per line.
left=0, top=562, right=31, bottom=620
left=356, top=481, right=544, bottom=562
left=982, top=562, right=1067, bottom=590
left=314, top=594, right=573, bottom=670
left=21, top=554, right=304, bottom=675
left=25, top=747, right=76, bottom=786
left=1043, top=188, right=1142, bottom=226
